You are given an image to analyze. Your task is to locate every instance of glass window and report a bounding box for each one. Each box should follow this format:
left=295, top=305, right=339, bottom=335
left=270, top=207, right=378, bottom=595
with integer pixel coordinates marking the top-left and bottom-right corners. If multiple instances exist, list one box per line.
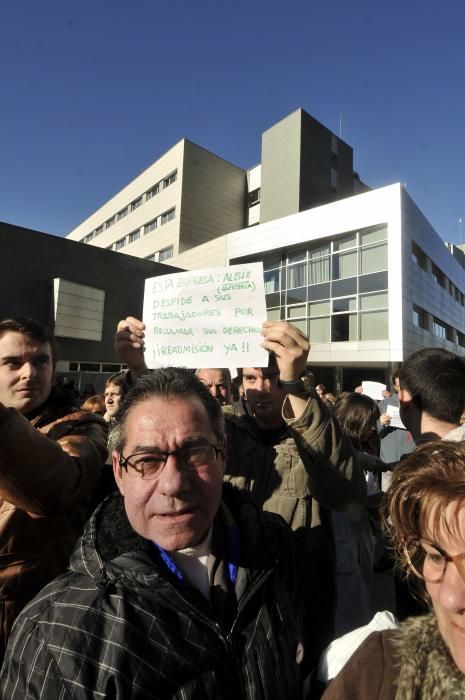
left=333, top=297, right=356, bottom=313
left=144, top=219, right=157, bottom=234
left=159, top=246, right=174, bottom=261
left=69, top=362, right=78, bottom=371
left=248, top=188, right=260, bottom=206
left=286, top=288, right=307, bottom=304
left=287, top=262, right=307, bottom=288
left=117, top=207, right=128, bottom=220
left=287, top=304, right=306, bottom=319
left=433, top=317, right=453, bottom=340
left=432, top=264, right=446, bottom=289
left=332, top=314, right=357, bottom=342
left=359, top=311, right=388, bottom=340
left=264, top=269, right=280, bottom=293
left=163, top=171, right=177, bottom=188
left=80, top=362, right=100, bottom=372
left=146, top=184, right=159, bottom=200
left=106, top=216, right=115, bottom=229
left=309, top=243, right=330, bottom=259
left=359, top=271, right=388, bottom=293
left=267, top=307, right=282, bottom=321
left=115, top=237, right=126, bottom=250
left=95, top=225, right=103, bottom=235
left=332, top=277, right=357, bottom=297
left=458, top=331, right=465, bottom=348
left=309, top=317, right=330, bottom=342
left=128, top=229, right=140, bottom=244
left=413, top=304, right=428, bottom=330
left=360, top=242, right=387, bottom=275
left=309, top=300, right=330, bottom=317
left=266, top=293, right=281, bottom=307
left=291, top=319, right=308, bottom=334
left=161, top=208, right=175, bottom=224
left=309, top=256, right=330, bottom=284
left=412, top=242, right=428, bottom=271
left=287, top=250, right=306, bottom=264
left=360, top=292, right=389, bottom=310
left=332, top=250, right=357, bottom=279
left=308, top=282, right=331, bottom=301
left=360, top=225, right=388, bottom=245
left=131, top=197, right=143, bottom=211
left=333, top=233, right=356, bottom=251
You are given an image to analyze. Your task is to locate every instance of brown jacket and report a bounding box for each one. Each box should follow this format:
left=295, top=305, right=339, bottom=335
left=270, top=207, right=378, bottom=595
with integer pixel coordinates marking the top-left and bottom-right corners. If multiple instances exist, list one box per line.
left=0, top=392, right=107, bottom=657
left=322, top=614, right=465, bottom=699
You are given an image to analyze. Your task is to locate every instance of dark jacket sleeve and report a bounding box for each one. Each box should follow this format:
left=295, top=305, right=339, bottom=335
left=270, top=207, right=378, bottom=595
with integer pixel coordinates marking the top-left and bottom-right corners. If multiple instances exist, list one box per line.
left=0, top=404, right=107, bottom=516
left=283, top=394, right=366, bottom=509
left=321, top=631, right=397, bottom=700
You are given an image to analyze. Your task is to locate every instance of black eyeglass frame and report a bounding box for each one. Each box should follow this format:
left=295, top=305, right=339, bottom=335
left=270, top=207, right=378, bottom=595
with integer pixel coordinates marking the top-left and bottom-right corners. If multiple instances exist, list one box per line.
left=118, top=443, right=223, bottom=479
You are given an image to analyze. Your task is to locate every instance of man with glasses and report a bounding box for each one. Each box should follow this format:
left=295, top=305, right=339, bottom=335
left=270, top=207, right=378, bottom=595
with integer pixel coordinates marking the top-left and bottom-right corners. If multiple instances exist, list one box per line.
left=1, top=368, right=306, bottom=698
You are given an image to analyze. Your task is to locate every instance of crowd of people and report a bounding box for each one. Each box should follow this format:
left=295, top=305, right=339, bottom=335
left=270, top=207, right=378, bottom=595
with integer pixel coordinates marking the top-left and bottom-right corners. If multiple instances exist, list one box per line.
left=0, top=313, right=464, bottom=698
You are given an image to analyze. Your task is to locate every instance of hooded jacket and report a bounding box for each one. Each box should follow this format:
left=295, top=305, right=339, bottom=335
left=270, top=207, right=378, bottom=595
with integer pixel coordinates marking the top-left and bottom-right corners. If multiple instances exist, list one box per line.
left=0, top=387, right=107, bottom=657
left=0, top=486, right=306, bottom=699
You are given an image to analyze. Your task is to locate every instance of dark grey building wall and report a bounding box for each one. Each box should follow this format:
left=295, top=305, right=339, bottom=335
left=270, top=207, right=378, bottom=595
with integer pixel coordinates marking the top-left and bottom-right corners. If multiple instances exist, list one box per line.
left=0, top=221, right=181, bottom=363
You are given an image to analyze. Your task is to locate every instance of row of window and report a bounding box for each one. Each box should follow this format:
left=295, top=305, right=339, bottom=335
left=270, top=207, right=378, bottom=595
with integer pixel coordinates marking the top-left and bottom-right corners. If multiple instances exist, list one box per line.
left=81, top=170, right=178, bottom=244
left=145, top=246, right=174, bottom=263
left=412, top=242, right=465, bottom=306
left=107, top=208, right=176, bottom=251
left=412, top=304, right=465, bottom=347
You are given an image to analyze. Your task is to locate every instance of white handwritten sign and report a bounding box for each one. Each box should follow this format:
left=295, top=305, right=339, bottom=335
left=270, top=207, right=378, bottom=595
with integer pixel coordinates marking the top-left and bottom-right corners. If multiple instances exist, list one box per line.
left=142, top=263, right=269, bottom=369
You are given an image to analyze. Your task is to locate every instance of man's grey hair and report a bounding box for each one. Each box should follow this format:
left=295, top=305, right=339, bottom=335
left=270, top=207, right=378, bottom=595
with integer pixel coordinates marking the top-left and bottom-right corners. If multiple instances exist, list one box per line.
left=109, top=367, right=225, bottom=453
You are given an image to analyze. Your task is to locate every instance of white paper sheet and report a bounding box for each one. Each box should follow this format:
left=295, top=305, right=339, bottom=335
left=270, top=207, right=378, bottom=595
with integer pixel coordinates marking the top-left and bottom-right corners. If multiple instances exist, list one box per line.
left=361, top=380, right=387, bottom=401
left=386, top=404, right=407, bottom=430
left=142, top=263, right=269, bottom=369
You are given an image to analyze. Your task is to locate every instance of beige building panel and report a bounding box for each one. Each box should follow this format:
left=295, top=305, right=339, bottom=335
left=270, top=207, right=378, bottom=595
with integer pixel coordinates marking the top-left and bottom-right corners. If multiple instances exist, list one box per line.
left=173, top=235, right=228, bottom=270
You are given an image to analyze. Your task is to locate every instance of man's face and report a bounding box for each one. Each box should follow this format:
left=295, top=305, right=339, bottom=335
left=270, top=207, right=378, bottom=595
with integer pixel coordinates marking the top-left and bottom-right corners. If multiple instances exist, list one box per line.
left=0, top=331, right=54, bottom=414
left=113, top=395, right=225, bottom=551
left=241, top=367, right=286, bottom=429
left=105, top=383, right=123, bottom=417
left=196, top=368, right=231, bottom=406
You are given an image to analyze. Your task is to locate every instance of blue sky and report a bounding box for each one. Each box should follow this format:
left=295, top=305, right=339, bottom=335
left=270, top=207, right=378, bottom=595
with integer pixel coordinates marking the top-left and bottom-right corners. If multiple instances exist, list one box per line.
left=1, top=0, right=464, bottom=243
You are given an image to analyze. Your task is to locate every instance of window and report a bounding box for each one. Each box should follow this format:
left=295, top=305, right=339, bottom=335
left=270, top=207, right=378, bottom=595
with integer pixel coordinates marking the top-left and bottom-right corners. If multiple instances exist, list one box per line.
left=333, top=297, right=356, bottom=313
left=309, top=301, right=330, bottom=316
left=163, top=171, right=177, bottom=189
left=267, top=308, right=281, bottom=321
left=332, top=250, right=357, bottom=279
left=458, top=331, right=465, bottom=348
left=264, top=269, right=280, bottom=294
left=161, top=208, right=175, bottom=224
left=128, top=229, right=140, bottom=244
left=95, top=225, right=103, bottom=235
left=412, top=242, right=428, bottom=271
left=360, top=242, right=388, bottom=275
left=117, top=207, right=128, bottom=220
left=333, top=234, right=356, bottom=251
left=287, top=262, right=307, bottom=288
left=359, top=311, right=388, bottom=340
left=106, top=216, right=115, bottom=229
left=146, top=184, right=159, bottom=200
left=115, top=237, right=126, bottom=251
left=287, top=304, right=306, bottom=319
left=248, top=188, right=260, bottom=207
left=131, top=197, right=143, bottom=211
left=309, top=256, right=330, bottom=284
left=159, top=246, right=174, bottom=261
left=413, top=304, right=428, bottom=330
left=359, top=292, right=388, bottom=310
left=309, top=316, right=330, bottom=342
left=432, top=264, right=446, bottom=289
left=144, top=219, right=157, bottom=234
left=332, top=314, right=357, bottom=342
left=433, top=317, right=453, bottom=341
left=360, top=225, right=388, bottom=245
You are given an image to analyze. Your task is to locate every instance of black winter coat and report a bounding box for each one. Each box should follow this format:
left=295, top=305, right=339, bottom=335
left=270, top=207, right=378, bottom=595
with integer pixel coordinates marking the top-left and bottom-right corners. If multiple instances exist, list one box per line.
left=0, top=486, right=305, bottom=699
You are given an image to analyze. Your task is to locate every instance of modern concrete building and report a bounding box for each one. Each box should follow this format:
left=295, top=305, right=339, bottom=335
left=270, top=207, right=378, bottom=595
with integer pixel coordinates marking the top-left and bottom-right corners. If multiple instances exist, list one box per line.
left=162, top=184, right=465, bottom=391
left=67, top=108, right=366, bottom=257
left=0, top=221, right=180, bottom=390
left=65, top=108, right=464, bottom=390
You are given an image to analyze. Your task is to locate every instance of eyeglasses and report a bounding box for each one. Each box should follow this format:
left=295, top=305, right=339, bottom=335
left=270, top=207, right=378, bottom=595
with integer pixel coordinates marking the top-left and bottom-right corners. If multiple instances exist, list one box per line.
left=404, top=539, right=465, bottom=584
left=119, top=443, right=223, bottom=480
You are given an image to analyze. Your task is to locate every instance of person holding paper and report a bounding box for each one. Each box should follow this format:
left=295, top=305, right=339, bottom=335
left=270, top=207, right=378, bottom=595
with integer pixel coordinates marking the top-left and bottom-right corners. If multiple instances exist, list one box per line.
left=377, top=372, right=415, bottom=491
left=114, top=315, right=366, bottom=679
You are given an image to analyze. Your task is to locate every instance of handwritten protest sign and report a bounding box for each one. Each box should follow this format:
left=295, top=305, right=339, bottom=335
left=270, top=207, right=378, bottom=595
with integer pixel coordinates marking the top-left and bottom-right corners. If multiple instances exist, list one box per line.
left=142, top=263, right=269, bottom=369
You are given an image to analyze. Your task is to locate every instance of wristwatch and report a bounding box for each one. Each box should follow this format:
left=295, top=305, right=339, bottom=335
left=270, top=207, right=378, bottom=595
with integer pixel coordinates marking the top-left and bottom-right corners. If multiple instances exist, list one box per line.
left=278, top=372, right=314, bottom=397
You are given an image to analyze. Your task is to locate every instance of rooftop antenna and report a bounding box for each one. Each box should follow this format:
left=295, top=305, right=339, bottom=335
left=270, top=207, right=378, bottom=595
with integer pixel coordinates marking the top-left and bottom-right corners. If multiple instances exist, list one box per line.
left=460, top=217, right=462, bottom=244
